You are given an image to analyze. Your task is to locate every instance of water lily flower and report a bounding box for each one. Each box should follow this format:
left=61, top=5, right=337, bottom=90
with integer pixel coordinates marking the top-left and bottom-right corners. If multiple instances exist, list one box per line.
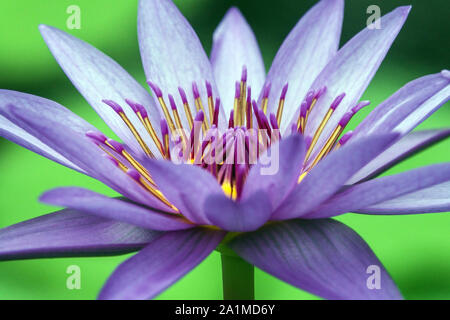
left=0, top=0, right=449, bottom=300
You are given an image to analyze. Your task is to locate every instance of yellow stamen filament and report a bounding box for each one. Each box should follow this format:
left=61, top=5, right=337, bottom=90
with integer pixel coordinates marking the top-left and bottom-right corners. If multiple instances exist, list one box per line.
left=208, top=96, right=215, bottom=126
left=121, top=150, right=156, bottom=186
left=233, top=97, right=240, bottom=126
left=276, top=98, right=285, bottom=127
left=305, top=107, right=335, bottom=161
left=308, top=125, right=343, bottom=169
left=297, top=171, right=308, bottom=184
left=222, top=181, right=237, bottom=200
left=305, top=98, right=317, bottom=124
left=138, top=176, right=178, bottom=211
left=136, top=111, right=165, bottom=157
left=163, top=133, right=170, bottom=160
left=118, top=112, right=154, bottom=158
left=99, top=145, right=128, bottom=171
left=195, top=97, right=210, bottom=131
left=262, top=98, right=269, bottom=115
left=183, top=101, right=194, bottom=130
left=157, top=97, right=176, bottom=133
left=240, top=81, right=247, bottom=126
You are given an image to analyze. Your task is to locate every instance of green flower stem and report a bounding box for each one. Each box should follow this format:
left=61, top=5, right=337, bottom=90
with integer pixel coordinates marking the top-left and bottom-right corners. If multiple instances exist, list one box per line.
left=220, top=249, right=254, bottom=300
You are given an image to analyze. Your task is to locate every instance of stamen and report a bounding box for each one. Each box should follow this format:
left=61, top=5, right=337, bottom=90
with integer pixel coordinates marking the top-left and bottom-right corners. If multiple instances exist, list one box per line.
left=178, top=87, right=194, bottom=130
left=336, top=130, right=353, bottom=149
left=192, top=82, right=209, bottom=130
left=205, top=81, right=215, bottom=126
left=125, top=99, right=165, bottom=157
left=103, top=100, right=154, bottom=158
left=148, top=81, right=177, bottom=134
left=127, top=169, right=176, bottom=210
left=276, top=83, right=288, bottom=126
left=106, top=138, right=155, bottom=185
left=261, top=83, right=271, bottom=114
left=304, top=93, right=345, bottom=161
left=246, top=86, right=253, bottom=129
left=160, top=119, right=171, bottom=160
left=297, top=101, right=308, bottom=133
left=168, top=94, right=184, bottom=132
left=233, top=81, right=241, bottom=126
left=239, top=66, right=248, bottom=126
left=213, top=98, right=220, bottom=127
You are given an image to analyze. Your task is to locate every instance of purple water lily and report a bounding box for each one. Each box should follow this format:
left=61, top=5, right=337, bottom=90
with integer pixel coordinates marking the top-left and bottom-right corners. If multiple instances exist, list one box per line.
left=0, top=0, right=449, bottom=300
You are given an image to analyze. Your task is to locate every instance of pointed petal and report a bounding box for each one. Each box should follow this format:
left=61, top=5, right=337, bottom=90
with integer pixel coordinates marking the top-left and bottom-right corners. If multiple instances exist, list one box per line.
left=348, top=129, right=450, bottom=184
left=262, top=0, right=344, bottom=131
left=98, top=228, right=225, bottom=300
left=309, top=163, right=450, bottom=218
left=0, top=209, right=161, bottom=261
left=211, top=7, right=265, bottom=114
left=305, top=6, right=411, bottom=160
left=2, top=100, right=175, bottom=211
left=358, top=181, right=450, bottom=214
left=242, top=134, right=305, bottom=209
left=138, top=0, right=223, bottom=127
left=272, top=134, right=398, bottom=220
left=205, top=191, right=272, bottom=232
left=40, top=187, right=193, bottom=231
left=0, top=113, right=84, bottom=173
left=229, top=219, right=402, bottom=300
left=39, top=25, right=162, bottom=158
left=144, top=159, right=224, bottom=224
left=353, top=71, right=450, bottom=138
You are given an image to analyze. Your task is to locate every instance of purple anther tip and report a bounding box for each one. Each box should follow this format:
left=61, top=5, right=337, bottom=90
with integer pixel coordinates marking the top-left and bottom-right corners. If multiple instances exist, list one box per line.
left=235, top=81, right=241, bottom=99
left=280, top=83, right=289, bottom=100
left=192, top=82, right=200, bottom=99
left=205, top=80, right=213, bottom=98
left=247, top=86, right=252, bottom=99
left=269, top=113, right=279, bottom=129
left=103, top=154, right=119, bottom=167
left=160, top=119, right=169, bottom=136
left=127, top=169, right=141, bottom=182
left=330, top=93, right=346, bottom=110
left=263, top=82, right=272, bottom=99
left=168, top=94, right=177, bottom=110
left=241, top=65, right=248, bottom=83
left=305, top=90, right=315, bottom=106
left=106, top=139, right=124, bottom=153
left=125, top=99, right=139, bottom=113
left=315, top=86, right=327, bottom=99
left=136, top=103, right=148, bottom=118
left=85, top=131, right=107, bottom=144
left=215, top=97, right=221, bottom=110
left=195, top=110, right=204, bottom=122
left=147, top=81, right=163, bottom=98
left=352, top=100, right=371, bottom=114
left=339, top=111, right=354, bottom=127
left=102, top=99, right=123, bottom=113
left=339, top=130, right=353, bottom=146
left=178, top=87, right=188, bottom=104
left=300, top=101, right=308, bottom=117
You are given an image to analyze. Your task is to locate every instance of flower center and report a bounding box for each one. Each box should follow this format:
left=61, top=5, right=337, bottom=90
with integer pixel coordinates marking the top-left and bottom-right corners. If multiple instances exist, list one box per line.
left=86, top=65, right=370, bottom=207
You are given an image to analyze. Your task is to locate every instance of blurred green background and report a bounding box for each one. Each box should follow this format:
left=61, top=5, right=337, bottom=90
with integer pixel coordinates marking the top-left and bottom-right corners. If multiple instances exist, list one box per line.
left=0, top=0, right=449, bottom=300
